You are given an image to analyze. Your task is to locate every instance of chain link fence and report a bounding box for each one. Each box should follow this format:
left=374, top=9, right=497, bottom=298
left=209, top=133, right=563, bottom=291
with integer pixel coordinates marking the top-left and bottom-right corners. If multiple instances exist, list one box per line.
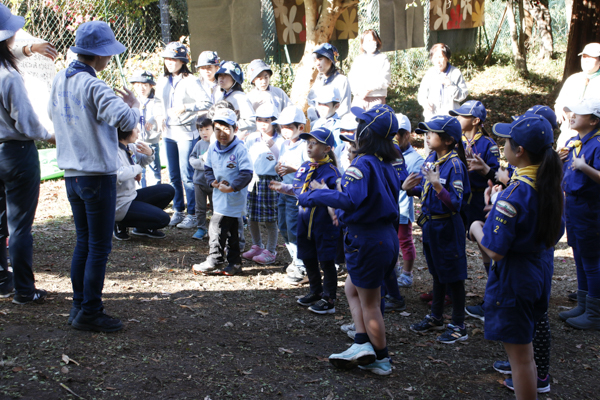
left=11, top=0, right=568, bottom=87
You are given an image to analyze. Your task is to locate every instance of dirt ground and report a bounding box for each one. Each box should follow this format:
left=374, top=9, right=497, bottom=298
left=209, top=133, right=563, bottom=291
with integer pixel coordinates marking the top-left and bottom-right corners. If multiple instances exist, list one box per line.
left=1, top=168, right=599, bottom=400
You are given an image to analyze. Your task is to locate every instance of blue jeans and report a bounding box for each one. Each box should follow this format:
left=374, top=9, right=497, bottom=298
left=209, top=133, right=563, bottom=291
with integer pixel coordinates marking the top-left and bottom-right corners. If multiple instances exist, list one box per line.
left=0, top=141, right=40, bottom=296
left=118, top=184, right=174, bottom=229
left=66, top=175, right=116, bottom=314
left=140, top=142, right=162, bottom=187
left=165, top=138, right=196, bottom=214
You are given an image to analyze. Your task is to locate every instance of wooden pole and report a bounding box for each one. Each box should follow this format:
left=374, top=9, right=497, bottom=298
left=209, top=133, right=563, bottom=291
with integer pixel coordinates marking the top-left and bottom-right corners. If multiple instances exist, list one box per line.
left=484, top=2, right=510, bottom=65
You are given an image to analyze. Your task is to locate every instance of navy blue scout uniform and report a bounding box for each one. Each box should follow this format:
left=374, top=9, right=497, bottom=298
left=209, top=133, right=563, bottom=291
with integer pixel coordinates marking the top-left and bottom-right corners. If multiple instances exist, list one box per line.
left=562, top=127, right=600, bottom=260
left=483, top=115, right=557, bottom=344
left=449, top=101, right=499, bottom=225
left=292, top=130, right=340, bottom=263
left=299, top=105, right=404, bottom=289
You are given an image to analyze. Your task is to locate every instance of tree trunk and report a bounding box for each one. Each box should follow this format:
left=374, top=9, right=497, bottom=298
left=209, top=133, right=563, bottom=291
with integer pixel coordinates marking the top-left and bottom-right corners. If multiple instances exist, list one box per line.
left=507, top=0, right=529, bottom=76
left=525, top=0, right=554, bottom=59
left=565, top=0, right=573, bottom=36
left=563, top=0, right=600, bottom=80
left=522, top=2, right=534, bottom=49
left=290, top=0, right=359, bottom=114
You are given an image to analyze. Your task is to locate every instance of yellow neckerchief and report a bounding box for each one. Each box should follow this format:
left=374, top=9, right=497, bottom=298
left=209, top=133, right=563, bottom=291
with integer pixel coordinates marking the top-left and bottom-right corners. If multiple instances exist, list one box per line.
left=512, top=164, right=539, bottom=190
left=565, top=128, right=600, bottom=156
left=300, top=155, right=332, bottom=194
left=462, top=131, right=483, bottom=156
left=421, top=150, right=458, bottom=202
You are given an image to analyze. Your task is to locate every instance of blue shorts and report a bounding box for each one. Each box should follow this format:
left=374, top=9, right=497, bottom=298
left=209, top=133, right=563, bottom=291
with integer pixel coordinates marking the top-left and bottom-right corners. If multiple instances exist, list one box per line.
left=344, top=224, right=398, bottom=289
left=483, top=252, right=552, bottom=344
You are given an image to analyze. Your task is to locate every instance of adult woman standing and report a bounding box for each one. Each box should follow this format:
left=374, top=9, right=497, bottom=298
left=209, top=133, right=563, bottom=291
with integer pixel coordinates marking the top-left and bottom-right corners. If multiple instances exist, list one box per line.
left=348, top=29, right=391, bottom=110
left=418, top=43, right=468, bottom=122
left=0, top=4, right=54, bottom=303
left=157, top=42, right=212, bottom=229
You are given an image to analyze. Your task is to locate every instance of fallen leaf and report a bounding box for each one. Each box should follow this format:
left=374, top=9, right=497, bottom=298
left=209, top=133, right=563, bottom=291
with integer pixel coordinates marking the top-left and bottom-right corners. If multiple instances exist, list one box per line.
left=223, top=322, right=233, bottom=327
left=128, top=319, right=140, bottom=323
left=180, top=305, right=194, bottom=311
left=240, top=370, right=252, bottom=375
left=256, top=310, right=268, bottom=316
left=278, top=347, right=293, bottom=354
left=106, top=387, right=117, bottom=390
left=404, top=386, right=413, bottom=391
left=334, top=316, right=343, bottom=320
left=466, top=292, right=479, bottom=297
left=316, top=356, right=329, bottom=362
left=61, top=366, right=69, bottom=374
left=58, top=313, right=70, bottom=317
left=399, top=311, right=411, bottom=317
left=12, top=366, right=23, bottom=372
left=471, top=328, right=483, bottom=336
left=325, top=391, right=334, bottom=400
left=428, top=356, right=450, bottom=366
left=576, top=344, right=582, bottom=349
left=61, top=354, right=80, bottom=366
left=583, top=364, right=592, bottom=370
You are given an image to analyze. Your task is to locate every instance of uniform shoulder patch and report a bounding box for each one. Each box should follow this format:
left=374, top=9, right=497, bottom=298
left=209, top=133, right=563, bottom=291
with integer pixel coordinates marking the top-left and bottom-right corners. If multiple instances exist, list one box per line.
left=489, top=145, right=500, bottom=157
left=452, top=180, right=463, bottom=192
left=345, top=166, right=363, bottom=180
left=496, top=200, right=517, bottom=218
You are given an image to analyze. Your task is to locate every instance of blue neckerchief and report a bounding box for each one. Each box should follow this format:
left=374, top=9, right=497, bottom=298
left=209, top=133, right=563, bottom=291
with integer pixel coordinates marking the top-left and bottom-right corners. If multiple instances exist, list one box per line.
left=323, top=70, right=339, bottom=85
left=66, top=60, right=97, bottom=79
left=119, top=142, right=136, bottom=165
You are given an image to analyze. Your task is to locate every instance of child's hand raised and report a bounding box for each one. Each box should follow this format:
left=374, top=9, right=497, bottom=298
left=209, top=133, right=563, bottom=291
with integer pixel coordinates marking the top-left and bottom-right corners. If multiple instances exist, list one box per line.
left=468, top=153, right=491, bottom=176
left=309, top=179, right=328, bottom=190
left=495, top=167, right=510, bottom=185
left=571, top=153, right=587, bottom=170
left=402, top=172, right=421, bottom=191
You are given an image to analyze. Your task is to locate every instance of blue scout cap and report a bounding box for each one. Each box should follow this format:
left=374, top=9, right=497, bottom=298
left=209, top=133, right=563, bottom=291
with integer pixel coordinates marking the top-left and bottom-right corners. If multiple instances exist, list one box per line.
left=273, top=106, right=306, bottom=125
left=0, top=4, right=24, bottom=42
left=352, top=104, right=399, bottom=140
left=339, top=113, right=358, bottom=131
left=212, top=108, right=238, bottom=127
left=449, top=100, right=487, bottom=123
left=248, top=59, right=273, bottom=84
left=340, top=132, right=355, bottom=143
left=416, top=115, right=462, bottom=143
left=215, top=60, right=244, bottom=85
left=161, top=42, right=189, bottom=63
left=197, top=50, right=219, bottom=67
left=493, top=114, right=553, bottom=154
left=255, top=102, right=279, bottom=119
left=129, top=70, right=156, bottom=85
left=300, top=127, right=335, bottom=148
left=396, top=113, right=411, bottom=132
left=523, top=105, right=557, bottom=129
left=70, top=21, right=126, bottom=56
left=313, top=43, right=339, bottom=65
left=315, top=86, right=341, bottom=104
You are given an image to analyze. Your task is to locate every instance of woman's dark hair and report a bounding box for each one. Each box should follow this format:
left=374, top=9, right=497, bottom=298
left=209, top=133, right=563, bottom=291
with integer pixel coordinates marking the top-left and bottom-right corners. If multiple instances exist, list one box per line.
left=429, top=43, right=451, bottom=61
left=163, top=62, right=192, bottom=78
left=355, top=120, right=400, bottom=163
left=509, top=139, right=563, bottom=248
left=117, top=128, right=134, bottom=142
left=315, top=54, right=339, bottom=77
left=0, top=40, right=20, bottom=73
left=359, top=29, right=382, bottom=53
left=148, top=87, right=155, bottom=98
left=438, top=131, right=468, bottom=167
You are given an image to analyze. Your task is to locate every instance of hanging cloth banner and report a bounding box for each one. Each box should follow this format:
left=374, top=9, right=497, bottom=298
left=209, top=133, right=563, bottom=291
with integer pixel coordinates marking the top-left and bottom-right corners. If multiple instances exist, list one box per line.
left=430, top=0, right=486, bottom=31
left=272, top=0, right=359, bottom=45
left=379, top=0, right=426, bottom=51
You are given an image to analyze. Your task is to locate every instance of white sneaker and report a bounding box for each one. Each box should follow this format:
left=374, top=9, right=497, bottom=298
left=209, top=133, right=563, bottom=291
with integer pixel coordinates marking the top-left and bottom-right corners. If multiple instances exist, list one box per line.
left=169, top=212, right=186, bottom=227
left=329, top=342, right=376, bottom=370
left=177, top=214, right=198, bottom=229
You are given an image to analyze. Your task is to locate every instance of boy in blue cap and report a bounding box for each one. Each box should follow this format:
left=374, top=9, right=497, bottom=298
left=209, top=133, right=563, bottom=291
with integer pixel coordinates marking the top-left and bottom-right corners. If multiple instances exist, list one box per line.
left=49, top=21, right=140, bottom=332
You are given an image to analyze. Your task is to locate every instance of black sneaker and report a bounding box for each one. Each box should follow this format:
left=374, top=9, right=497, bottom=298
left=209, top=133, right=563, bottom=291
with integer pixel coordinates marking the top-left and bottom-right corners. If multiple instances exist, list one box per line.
left=297, top=292, right=321, bottom=307
left=113, top=224, right=130, bottom=241
left=71, top=309, right=123, bottom=333
left=465, top=302, right=485, bottom=321
left=67, top=306, right=81, bottom=325
left=384, top=295, right=406, bottom=311
left=493, top=360, right=512, bottom=374
left=0, top=275, right=15, bottom=298
left=131, top=228, right=166, bottom=239
left=12, top=289, right=47, bottom=305
left=221, top=263, right=242, bottom=276
left=410, top=314, right=445, bottom=333
left=309, top=298, right=336, bottom=314
left=437, top=323, right=468, bottom=344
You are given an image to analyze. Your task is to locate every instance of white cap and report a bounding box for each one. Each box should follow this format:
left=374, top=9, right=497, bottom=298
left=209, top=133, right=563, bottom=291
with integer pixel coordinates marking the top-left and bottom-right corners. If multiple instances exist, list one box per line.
left=339, top=113, right=358, bottom=131
left=212, top=108, right=238, bottom=126
left=255, top=102, right=279, bottom=119
left=579, top=43, right=600, bottom=58
left=396, top=113, right=411, bottom=132
left=564, top=99, right=600, bottom=119
left=273, top=106, right=306, bottom=125
left=315, top=86, right=341, bottom=104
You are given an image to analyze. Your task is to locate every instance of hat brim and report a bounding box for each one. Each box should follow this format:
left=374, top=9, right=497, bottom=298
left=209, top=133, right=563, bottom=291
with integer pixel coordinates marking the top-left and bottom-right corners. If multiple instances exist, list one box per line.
left=70, top=40, right=126, bottom=57
left=564, top=104, right=593, bottom=115
left=416, top=121, right=447, bottom=135
left=161, top=52, right=189, bottom=62
left=213, top=117, right=236, bottom=126
left=340, top=133, right=355, bottom=143
left=579, top=51, right=600, bottom=57
left=129, top=78, right=156, bottom=85
left=313, top=49, right=335, bottom=64
left=299, top=131, right=334, bottom=147
left=351, top=106, right=370, bottom=123
left=0, top=14, right=24, bottom=42
left=492, top=122, right=513, bottom=138
left=197, top=61, right=218, bottom=67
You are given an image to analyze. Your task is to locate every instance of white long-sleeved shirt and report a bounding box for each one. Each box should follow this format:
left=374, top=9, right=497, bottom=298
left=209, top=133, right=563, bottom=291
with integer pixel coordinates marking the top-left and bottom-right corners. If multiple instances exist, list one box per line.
left=417, top=65, right=468, bottom=121
left=348, top=52, right=391, bottom=99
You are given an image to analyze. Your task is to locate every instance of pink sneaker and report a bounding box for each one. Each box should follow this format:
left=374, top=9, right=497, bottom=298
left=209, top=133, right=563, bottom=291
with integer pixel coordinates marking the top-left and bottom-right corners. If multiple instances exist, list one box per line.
left=253, top=249, right=276, bottom=265
left=242, top=245, right=264, bottom=260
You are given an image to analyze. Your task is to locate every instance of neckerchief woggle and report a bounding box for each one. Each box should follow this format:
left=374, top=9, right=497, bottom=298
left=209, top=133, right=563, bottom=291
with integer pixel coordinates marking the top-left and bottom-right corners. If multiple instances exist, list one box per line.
left=565, top=128, right=600, bottom=156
